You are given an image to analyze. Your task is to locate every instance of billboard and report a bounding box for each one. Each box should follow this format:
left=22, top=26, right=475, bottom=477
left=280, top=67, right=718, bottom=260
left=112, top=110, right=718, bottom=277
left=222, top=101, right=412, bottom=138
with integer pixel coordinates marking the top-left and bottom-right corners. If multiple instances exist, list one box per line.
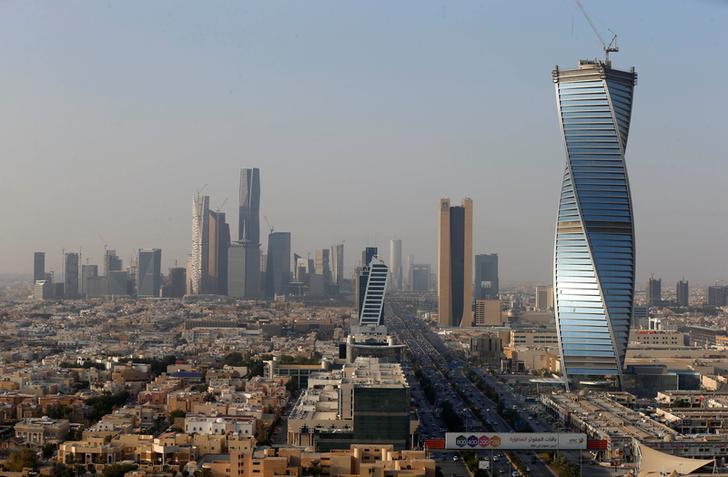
left=445, top=433, right=587, bottom=450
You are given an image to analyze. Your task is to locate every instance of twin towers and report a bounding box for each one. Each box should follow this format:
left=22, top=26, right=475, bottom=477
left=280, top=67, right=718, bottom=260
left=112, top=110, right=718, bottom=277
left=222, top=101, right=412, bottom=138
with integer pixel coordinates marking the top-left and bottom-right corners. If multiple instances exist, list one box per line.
left=438, top=59, right=637, bottom=389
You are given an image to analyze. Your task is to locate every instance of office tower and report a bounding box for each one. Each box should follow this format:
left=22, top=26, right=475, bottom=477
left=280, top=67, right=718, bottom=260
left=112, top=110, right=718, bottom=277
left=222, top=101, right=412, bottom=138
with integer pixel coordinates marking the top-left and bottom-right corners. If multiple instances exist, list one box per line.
left=437, top=198, right=473, bottom=327
left=238, top=168, right=260, bottom=243
left=190, top=193, right=210, bottom=295
left=81, top=264, right=98, bottom=296
left=647, top=276, right=662, bottom=306
left=331, top=243, right=344, bottom=287
left=33, top=252, right=45, bottom=283
left=107, top=270, right=129, bottom=296
left=359, top=257, right=389, bottom=326
left=388, top=239, right=403, bottom=291
left=315, top=248, right=332, bottom=285
left=676, top=279, right=689, bottom=307
left=33, top=280, right=52, bottom=301
left=552, top=59, right=637, bottom=388
left=361, top=247, right=378, bottom=269
left=411, top=264, right=431, bottom=292
left=474, top=299, right=503, bottom=326
left=265, top=232, right=291, bottom=298
left=535, top=285, right=554, bottom=311
left=474, top=253, right=499, bottom=299
left=103, top=249, right=122, bottom=277
left=63, top=253, right=79, bottom=298
left=228, top=241, right=261, bottom=299
left=405, top=253, right=414, bottom=291
left=355, top=248, right=377, bottom=315
left=87, top=276, right=107, bottom=298
left=165, top=267, right=187, bottom=298
left=137, top=249, right=162, bottom=297
left=707, top=286, right=728, bottom=307
left=208, top=210, right=231, bottom=295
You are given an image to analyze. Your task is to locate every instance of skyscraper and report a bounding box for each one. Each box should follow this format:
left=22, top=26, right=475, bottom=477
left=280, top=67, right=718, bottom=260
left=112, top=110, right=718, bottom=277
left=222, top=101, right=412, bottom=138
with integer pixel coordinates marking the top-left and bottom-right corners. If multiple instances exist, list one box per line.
left=208, top=210, right=231, bottom=295
left=389, top=239, right=402, bottom=291
left=107, top=270, right=129, bottom=296
left=81, top=264, right=98, bottom=296
left=474, top=253, right=499, bottom=299
left=165, top=267, right=186, bottom=298
left=361, top=247, right=378, bottom=269
left=104, top=249, right=122, bottom=276
left=552, top=60, right=637, bottom=388
left=265, top=232, right=291, bottom=298
left=358, top=257, right=389, bottom=326
left=137, top=249, right=162, bottom=297
left=64, top=252, right=79, bottom=299
left=647, top=276, right=662, bottom=306
left=189, top=193, right=210, bottom=295
left=438, top=198, right=473, bottom=328
left=331, top=243, right=344, bottom=287
left=228, top=241, right=260, bottom=299
left=33, top=252, right=45, bottom=283
left=676, top=279, right=689, bottom=307
left=411, top=264, right=431, bottom=292
left=355, top=247, right=378, bottom=316
left=315, top=248, right=332, bottom=285
left=239, top=168, right=260, bottom=243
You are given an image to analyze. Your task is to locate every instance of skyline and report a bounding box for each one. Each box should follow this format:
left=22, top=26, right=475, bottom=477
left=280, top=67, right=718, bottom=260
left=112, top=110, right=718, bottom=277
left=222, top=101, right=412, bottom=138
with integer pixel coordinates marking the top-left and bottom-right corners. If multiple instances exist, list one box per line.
left=2, top=1, right=728, bottom=283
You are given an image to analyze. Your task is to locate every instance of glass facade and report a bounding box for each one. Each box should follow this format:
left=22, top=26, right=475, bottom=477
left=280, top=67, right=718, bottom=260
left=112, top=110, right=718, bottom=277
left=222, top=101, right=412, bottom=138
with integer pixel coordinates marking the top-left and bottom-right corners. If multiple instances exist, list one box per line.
left=552, top=60, right=637, bottom=387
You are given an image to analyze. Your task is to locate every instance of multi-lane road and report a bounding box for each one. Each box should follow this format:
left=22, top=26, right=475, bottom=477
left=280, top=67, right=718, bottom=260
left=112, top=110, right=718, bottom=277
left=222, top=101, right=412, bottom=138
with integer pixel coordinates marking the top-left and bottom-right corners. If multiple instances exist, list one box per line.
left=387, top=305, right=615, bottom=477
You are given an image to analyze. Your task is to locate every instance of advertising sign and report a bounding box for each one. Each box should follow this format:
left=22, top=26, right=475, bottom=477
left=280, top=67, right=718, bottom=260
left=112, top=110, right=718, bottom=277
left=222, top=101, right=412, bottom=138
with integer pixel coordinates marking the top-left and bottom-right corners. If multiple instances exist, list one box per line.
left=445, top=432, right=587, bottom=450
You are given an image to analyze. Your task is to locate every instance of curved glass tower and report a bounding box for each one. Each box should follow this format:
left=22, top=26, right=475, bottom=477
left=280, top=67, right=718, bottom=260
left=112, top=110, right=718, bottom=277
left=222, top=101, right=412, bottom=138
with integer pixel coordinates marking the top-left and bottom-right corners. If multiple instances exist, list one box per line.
left=552, top=60, right=637, bottom=388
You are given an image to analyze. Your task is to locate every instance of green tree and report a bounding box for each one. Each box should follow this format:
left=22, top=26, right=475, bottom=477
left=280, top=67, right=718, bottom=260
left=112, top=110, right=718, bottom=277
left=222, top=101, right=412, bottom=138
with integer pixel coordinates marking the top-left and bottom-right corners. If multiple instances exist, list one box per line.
left=6, top=448, right=38, bottom=471
left=101, top=463, right=138, bottom=477
left=169, top=409, right=186, bottom=419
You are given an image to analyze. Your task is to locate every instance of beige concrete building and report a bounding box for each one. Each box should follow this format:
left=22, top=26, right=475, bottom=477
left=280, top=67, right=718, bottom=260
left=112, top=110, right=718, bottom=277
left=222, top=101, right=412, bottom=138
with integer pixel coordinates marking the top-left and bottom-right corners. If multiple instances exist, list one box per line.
left=14, top=417, right=69, bottom=445
left=535, top=285, right=554, bottom=311
left=437, top=198, right=473, bottom=328
left=205, top=436, right=435, bottom=477
left=474, top=299, right=502, bottom=326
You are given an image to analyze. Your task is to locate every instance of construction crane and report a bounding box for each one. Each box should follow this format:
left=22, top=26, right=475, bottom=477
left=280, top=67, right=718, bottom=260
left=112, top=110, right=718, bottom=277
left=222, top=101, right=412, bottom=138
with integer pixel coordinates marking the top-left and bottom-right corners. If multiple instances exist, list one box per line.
left=574, top=0, right=619, bottom=63
left=264, top=216, right=274, bottom=234
left=215, top=197, right=228, bottom=213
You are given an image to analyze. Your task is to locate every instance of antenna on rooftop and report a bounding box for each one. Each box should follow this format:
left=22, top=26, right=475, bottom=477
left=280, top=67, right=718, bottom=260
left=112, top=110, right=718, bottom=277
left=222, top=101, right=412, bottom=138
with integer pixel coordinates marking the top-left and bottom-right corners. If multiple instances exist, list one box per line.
left=574, top=0, right=619, bottom=63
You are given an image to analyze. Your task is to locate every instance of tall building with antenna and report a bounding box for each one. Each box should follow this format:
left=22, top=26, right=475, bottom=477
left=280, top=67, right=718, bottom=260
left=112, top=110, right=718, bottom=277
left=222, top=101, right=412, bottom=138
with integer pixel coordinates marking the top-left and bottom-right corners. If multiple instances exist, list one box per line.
left=552, top=58, right=637, bottom=389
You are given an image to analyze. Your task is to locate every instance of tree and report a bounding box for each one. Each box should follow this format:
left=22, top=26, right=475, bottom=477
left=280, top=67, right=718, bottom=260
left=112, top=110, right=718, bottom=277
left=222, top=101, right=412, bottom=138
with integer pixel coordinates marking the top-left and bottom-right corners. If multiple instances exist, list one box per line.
left=42, top=443, right=57, bottom=459
left=101, top=463, right=138, bottom=477
left=223, top=352, right=245, bottom=367
left=6, top=448, right=38, bottom=471
left=170, top=409, right=186, bottom=419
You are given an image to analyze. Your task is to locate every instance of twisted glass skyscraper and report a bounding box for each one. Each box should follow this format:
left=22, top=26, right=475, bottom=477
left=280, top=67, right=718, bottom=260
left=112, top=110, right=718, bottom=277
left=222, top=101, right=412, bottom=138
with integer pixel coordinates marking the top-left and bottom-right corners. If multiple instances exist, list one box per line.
left=552, top=60, right=637, bottom=388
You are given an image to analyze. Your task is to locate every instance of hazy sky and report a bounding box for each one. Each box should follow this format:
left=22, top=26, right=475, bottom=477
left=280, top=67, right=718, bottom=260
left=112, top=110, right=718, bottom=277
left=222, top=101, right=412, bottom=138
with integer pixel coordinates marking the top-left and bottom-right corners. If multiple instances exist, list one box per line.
left=1, top=1, right=726, bottom=286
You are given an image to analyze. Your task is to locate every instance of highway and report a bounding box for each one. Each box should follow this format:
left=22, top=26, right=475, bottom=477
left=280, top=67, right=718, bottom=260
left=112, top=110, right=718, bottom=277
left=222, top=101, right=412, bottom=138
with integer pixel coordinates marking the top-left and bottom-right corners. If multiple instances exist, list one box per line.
left=387, top=303, right=618, bottom=477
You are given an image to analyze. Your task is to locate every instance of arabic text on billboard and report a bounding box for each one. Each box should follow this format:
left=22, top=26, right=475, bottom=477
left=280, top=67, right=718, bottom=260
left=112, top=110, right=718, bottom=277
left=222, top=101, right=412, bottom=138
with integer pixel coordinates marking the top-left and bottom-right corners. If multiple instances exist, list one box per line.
left=445, top=433, right=587, bottom=450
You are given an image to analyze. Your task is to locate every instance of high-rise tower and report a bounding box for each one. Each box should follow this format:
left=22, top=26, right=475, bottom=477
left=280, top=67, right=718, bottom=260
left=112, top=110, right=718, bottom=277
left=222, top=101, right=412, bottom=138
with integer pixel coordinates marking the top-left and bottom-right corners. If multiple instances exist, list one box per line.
left=438, top=198, right=473, bottom=327
left=208, top=210, right=231, bottom=295
left=265, top=232, right=291, bottom=298
left=389, top=239, right=402, bottom=291
left=190, top=193, right=210, bottom=295
left=239, top=168, right=260, bottom=243
left=137, top=249, right=162, bottom=297
left=33, top=252, right=45, bottom=283
left=358, top=257, right=389, bottom=326
left=64, top=252, right=80, bottom=298
left=474, top=253, right=499, bottom=299
left=552, top=60, right=637, bottom=388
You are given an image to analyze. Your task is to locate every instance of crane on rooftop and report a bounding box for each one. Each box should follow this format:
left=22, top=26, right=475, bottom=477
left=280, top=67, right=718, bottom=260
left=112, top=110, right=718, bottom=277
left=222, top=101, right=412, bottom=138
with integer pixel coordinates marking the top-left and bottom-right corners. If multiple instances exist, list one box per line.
left=574, top=0, right=619, bottom=63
